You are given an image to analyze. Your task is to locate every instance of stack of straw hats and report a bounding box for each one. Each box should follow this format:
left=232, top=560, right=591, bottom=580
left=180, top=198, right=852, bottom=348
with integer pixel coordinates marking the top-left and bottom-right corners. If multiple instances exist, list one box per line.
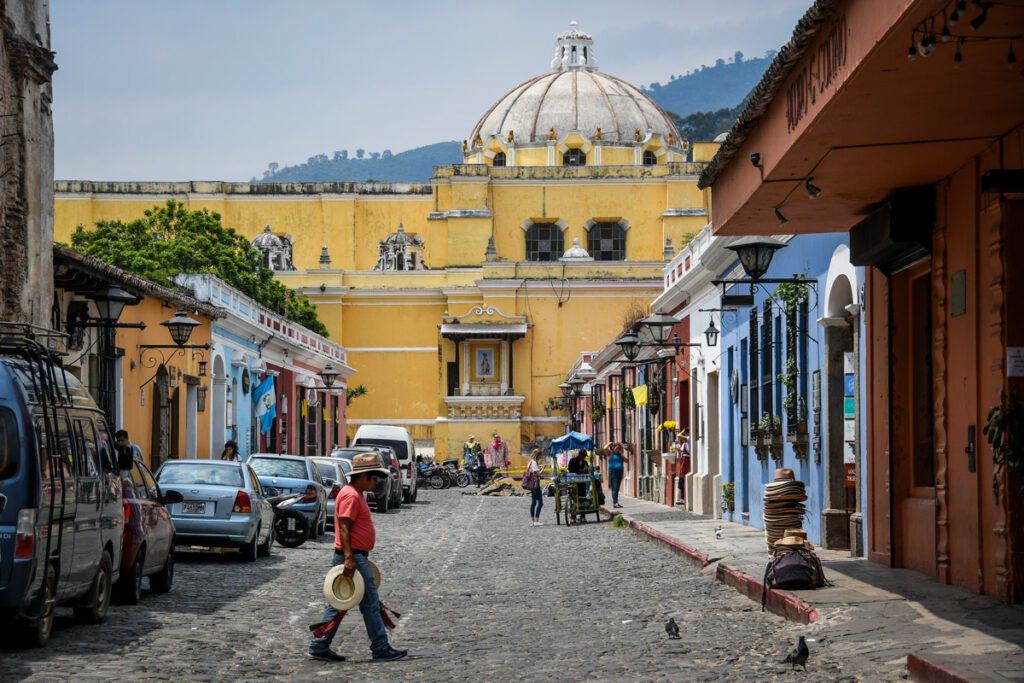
left=763, top=468, right=807, bottom=551
left=774, top=528, right=815, bottom=552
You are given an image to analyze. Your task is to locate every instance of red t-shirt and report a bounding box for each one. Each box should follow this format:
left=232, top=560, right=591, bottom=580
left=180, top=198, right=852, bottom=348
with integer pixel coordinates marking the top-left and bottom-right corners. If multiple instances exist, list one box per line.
left=334, top=485, right=375, bottom=552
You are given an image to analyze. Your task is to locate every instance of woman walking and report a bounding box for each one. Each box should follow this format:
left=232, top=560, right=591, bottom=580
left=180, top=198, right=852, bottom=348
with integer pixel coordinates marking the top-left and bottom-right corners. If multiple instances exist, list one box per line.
left=527, top=449, right=545, bottom=526
left=606, top=442, right=625, bottom=509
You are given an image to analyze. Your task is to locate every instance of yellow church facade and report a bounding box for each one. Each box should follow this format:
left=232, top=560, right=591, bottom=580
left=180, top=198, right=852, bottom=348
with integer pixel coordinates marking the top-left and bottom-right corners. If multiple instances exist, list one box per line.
left=53, top=23, right=718, bottom=463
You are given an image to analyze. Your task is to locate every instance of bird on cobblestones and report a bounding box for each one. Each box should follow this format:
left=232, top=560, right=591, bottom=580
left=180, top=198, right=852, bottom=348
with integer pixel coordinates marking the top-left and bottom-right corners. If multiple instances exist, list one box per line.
left=714, top=526, right=722, bottom=540
left=781, top=636, right=809, bottom=670
left=665, top=618, right=680, bottom=639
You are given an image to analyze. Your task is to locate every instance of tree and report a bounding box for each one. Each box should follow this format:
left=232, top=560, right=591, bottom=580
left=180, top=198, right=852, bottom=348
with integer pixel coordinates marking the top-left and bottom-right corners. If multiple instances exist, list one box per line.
left=355, top=148, right=365, bottom=159
left=70, top=200, right=329, bottom=337
left=734, top=50, right=744, bottom=64
left=346, top=384, right=368, bottom=406
left=381, top=149, right=393, bottom=159
left=715, top=58, right=725, bottom=68
left=268, top=162, right=279, bottom=174
left=333, top=150, right=348, bottom=161
left=370, top=151, right=381, bottom=160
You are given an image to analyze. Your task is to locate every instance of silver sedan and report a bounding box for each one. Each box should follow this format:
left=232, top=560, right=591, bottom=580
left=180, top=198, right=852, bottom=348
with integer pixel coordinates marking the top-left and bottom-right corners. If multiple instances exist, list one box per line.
left=311, top=457, right=348, bottom=529
left=155, top=460, right=274, bottom=561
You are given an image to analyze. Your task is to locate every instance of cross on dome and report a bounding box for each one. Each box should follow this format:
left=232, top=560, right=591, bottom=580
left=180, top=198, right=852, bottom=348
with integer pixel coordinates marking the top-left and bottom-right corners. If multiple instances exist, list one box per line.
left=550, top=21, right=598, bottom=72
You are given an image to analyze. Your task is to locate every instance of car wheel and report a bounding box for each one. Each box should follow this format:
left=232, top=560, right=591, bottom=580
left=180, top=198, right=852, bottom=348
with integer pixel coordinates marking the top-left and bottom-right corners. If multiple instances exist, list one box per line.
left=317, top=512, right=326, bottom=538
left=149, top=545, right=174, bottom=593
left=258, top=522, right=274, bottom=557
left=376, top=491, right=389, bottom=513
left=115, top=552, right=144, bottom=605
left=74, top=551, right=112, bottom=624
left=22, top=563, right=56, bottom=647
left=402, top=487, right=411, bottom=504
left=241, top=527, right=259, bottom=562
left=411, top=485, right=418, bottom=503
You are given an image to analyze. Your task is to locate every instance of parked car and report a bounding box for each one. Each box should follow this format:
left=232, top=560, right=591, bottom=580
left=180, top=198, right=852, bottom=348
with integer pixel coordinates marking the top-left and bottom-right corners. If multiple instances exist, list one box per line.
left=155, top=460, right=273, bottom=561
left=351, top=425, right=418, bottom=503
left=248, top=454, right=327, bottom=537
left=330, top=447, right=395, bottom=513
left=117, top=457, right=180, bottom=604
left=0, top=347, right=125, bottom=647
left=310, top=457, right=347, bottom=529
left=382, top=449, right=403, bottom=510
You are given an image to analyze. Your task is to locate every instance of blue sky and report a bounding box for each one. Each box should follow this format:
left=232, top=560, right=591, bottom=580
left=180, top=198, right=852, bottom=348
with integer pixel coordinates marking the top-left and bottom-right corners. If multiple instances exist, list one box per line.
left=52, top=0, right=809, bottom=181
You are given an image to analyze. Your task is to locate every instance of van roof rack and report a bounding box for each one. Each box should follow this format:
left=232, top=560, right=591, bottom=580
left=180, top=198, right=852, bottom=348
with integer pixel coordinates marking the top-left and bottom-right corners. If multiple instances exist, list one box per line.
left=0, top=322, right=69, bottom=359
left=0, top=321, right=74, bottom=405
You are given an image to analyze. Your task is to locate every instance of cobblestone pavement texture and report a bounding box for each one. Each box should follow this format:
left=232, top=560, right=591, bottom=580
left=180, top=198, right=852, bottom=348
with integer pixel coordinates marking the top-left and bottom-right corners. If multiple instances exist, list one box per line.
left=1, top=489, right=907, bottom=681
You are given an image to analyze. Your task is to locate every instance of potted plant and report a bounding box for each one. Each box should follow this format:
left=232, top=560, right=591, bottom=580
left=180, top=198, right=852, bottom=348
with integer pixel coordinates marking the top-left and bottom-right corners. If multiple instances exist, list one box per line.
left=755, top=412, right=779, bottom=461
left=984, top=389, right=1023, bottom=500
left=722, top=482, right=735, bottom=513
left=590, top=402, right=606, bottom=423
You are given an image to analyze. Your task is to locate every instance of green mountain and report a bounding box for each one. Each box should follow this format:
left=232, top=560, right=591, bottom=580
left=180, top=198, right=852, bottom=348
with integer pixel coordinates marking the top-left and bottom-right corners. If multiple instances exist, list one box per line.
left=256, top=141, right=461, bottom=184
left=643, top=50, right=773, bottom=121
left=255, top=51, right=774, bottom=182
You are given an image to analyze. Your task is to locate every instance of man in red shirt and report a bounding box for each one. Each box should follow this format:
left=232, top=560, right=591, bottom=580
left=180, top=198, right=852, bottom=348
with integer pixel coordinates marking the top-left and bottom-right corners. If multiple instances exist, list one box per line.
left=309, top=452, right=408, bottom=662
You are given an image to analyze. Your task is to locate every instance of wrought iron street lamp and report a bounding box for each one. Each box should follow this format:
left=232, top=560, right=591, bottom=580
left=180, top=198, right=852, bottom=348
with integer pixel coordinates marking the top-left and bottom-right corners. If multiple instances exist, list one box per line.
left=726, top=236, right=786, bottom=281
left=558, top=382, right=572, bottom=398
left=162, top=307, right=201, bottom=346
left=319, top=363, right=340, bottom=390
left=88, top=286, right=139, bottom=325
left=704, top=319, right=720, bottom=347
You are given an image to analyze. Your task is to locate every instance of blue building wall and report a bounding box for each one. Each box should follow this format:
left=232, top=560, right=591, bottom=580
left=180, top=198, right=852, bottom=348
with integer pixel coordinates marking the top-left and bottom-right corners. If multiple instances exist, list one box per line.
left=211, top=326, right=260, bottom=459
left=719, top=233, right=863, bottom=547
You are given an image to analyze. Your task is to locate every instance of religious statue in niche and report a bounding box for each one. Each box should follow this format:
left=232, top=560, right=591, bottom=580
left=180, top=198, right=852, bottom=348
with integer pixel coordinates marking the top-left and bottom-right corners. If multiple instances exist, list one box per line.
left=476, top=348, right=495, bottom=378
left=251, top=224, right=295, bottom=272
left=375, top=223, right=428, bottom=271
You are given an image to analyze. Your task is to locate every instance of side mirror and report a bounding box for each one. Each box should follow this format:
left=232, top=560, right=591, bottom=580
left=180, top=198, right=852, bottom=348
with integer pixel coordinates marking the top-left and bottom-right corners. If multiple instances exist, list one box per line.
left=323, top=478, right=335, bottom=489
left=162, top=489, right=184, bottom=505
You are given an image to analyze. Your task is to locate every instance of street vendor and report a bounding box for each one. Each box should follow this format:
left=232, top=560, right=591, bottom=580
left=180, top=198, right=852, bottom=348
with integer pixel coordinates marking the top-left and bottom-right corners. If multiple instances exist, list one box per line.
left=568, top=449, right=590, bottom=475
left=485, top=433, right=508, bottom=471
left=463, top=434, right=477, bottom=465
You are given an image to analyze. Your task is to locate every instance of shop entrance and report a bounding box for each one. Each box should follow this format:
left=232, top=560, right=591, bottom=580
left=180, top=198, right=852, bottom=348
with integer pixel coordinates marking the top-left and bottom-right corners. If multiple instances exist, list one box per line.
left=891, top=259, right=937, bottom=577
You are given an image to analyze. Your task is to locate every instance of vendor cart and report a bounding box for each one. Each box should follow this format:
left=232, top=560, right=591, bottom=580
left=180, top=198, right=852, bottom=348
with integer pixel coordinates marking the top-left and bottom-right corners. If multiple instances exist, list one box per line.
left=550, top=432, right=603, bottom=526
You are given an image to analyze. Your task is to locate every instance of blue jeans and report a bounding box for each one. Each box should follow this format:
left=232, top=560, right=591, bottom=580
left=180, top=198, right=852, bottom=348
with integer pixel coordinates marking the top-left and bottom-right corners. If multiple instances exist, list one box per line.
left=609, top=468, right=624, bottom=505
left=309, top=551, right=390, bottom=656
left=530, top=487, right=544, bottom=518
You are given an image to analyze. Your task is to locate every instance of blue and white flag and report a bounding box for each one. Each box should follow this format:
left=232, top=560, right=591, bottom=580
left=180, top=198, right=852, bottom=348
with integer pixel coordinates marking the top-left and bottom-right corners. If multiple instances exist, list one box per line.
left=253, top=376, right=277, bottom=434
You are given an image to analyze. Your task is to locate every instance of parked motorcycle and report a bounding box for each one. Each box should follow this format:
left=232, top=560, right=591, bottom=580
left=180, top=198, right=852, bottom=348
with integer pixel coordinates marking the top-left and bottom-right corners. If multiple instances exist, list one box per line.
left=267, top=491, right=310, bottom=548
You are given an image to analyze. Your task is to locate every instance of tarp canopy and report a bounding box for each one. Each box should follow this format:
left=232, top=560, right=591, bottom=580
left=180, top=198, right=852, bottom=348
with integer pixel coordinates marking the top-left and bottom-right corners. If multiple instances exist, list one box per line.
left=549, top=431, right=594, bottom=454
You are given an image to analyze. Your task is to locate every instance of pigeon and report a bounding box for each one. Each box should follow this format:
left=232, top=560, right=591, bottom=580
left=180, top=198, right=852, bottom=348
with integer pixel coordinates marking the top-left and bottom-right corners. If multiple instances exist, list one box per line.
left=714, top=525, right=723, bottom=540
left=665, top=617, right=680, bottom=639
left=781, top=635, right=809, bottom=670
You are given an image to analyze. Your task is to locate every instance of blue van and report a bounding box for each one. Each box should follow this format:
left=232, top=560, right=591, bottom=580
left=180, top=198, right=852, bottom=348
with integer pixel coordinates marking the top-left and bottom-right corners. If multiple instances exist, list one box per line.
left=0, top=331, right=123, bottom=646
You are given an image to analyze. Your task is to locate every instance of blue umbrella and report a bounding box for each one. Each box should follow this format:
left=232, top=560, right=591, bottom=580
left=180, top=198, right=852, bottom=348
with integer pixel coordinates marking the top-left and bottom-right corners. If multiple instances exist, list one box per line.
left=549, top=431, right=595, bottom=454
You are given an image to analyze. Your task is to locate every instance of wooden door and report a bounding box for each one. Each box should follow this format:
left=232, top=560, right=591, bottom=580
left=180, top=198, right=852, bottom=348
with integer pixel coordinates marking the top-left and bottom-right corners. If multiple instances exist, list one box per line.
left=891, top=259, right=937, bottom=577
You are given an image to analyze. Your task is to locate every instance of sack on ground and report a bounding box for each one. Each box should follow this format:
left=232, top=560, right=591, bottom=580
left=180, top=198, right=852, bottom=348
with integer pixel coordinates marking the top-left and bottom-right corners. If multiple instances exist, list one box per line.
left=761, top=547, right=828, bottom=609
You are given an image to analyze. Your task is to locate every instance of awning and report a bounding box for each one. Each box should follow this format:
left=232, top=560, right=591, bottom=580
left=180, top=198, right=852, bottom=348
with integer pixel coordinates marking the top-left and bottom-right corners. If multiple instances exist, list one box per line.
left=439, top=322, right=528, bottom=340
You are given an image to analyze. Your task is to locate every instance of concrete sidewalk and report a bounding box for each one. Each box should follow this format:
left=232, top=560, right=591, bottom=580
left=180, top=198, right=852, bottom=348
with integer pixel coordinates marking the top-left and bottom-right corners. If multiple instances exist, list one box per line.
left=603, top=496, right=1024, bottom=683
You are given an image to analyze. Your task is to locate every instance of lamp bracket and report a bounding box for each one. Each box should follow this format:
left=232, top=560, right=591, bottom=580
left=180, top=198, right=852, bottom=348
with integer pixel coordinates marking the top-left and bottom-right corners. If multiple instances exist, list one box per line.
left=138, top=344, right=210, bottom=388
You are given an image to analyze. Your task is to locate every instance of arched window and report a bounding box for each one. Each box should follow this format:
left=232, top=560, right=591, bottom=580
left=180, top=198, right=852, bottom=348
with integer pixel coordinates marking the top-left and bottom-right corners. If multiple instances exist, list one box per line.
left=643, top=150, right=657, bottom=166
left=492, top=152, right=506, bottom=167
left=562, top=148, right=586, bottom=166
left=525, top=223, right=564, bottom=261
left=588, top=222, right=626, bottom=261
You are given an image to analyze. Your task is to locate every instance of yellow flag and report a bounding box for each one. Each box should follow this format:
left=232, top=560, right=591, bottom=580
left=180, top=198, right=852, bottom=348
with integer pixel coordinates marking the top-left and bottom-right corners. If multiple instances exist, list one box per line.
left=607, top=391, right=614, bottom=409
left=632, top=384, right=648, bottom=406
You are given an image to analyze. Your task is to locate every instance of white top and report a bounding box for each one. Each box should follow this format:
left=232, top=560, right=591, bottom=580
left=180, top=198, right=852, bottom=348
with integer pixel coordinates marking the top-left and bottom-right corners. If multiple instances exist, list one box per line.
left=527, top=459, right=542, bottom=473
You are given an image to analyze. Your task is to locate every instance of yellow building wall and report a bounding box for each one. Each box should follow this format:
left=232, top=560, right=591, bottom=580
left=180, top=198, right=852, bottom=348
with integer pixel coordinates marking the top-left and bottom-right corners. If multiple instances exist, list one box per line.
left=113, top=296, right=215, bottom=468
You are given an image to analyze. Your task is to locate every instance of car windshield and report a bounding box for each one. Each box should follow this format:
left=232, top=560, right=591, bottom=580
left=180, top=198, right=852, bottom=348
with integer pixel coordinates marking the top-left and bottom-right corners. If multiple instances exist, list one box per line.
left=337, top=459, right=352, bottom=474
left=249, top=457, right=308, bottom=480
left=158, top=463, right=243, bottom=487
left=354, top=438, right=408, bottom=461
left=313, top=461, right=340, bottom=480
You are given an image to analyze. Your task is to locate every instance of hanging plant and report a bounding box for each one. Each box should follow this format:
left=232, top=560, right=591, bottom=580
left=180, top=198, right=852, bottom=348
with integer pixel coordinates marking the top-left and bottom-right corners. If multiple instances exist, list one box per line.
left=590, top=402, right=606, bottom=422
left=622, top=385, right=636, bottom=410
left=984, top=389, right=1024, bottom=499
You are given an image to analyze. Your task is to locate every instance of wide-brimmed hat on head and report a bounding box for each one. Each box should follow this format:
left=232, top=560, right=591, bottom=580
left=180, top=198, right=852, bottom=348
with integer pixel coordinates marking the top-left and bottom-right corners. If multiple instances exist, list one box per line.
left=467, top=435, right=476, bottom=441
left=323, top=566, right=365, bottom=611
left=349, top=452, right=390, bottom=477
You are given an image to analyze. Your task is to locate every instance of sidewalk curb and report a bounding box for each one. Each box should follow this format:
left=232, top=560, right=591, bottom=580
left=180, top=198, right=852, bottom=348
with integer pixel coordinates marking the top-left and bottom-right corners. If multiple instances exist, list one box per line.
left=601, top=506, right=709, bottom=569
left=906, top=654, right=976, bottom=683
left=602, top=506, right=818, bottom=625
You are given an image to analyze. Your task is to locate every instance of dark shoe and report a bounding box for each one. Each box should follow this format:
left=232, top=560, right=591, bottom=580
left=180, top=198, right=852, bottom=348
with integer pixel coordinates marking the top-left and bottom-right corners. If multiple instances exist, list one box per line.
left=614, top=503, right=623, bottom=509
left=309, top=649, right=347, bottom=662
left=373, top=647, right=408, bottom=661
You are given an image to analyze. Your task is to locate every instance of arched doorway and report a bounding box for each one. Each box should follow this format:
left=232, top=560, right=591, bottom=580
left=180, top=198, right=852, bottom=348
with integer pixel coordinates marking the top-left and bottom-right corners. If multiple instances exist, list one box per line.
left=820, top=245, right=861, bottom=554
left=211, top=355, right=227, bottom=459
left=151, top=365, right=171, bottom=469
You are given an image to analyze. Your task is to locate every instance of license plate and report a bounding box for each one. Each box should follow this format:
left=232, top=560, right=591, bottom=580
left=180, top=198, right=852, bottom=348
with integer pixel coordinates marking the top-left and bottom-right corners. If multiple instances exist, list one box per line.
left=182, top=501, right=206, bottom=515
left=286, top=518, right=296, bottom=531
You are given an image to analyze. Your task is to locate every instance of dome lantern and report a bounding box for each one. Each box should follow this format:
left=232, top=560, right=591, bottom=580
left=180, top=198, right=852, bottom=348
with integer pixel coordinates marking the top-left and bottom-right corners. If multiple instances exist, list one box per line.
left=550, top=21, right=598, bottom=72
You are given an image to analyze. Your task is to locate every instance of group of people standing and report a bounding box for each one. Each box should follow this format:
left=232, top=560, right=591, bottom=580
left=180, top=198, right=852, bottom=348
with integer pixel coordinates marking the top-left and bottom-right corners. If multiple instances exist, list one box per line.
left=463, top=433, right=509, bottom=486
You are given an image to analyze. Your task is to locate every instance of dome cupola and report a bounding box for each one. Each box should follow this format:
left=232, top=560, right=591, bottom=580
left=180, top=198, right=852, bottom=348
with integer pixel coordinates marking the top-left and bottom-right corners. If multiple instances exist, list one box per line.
left=466, top=22, right=684, bottom=167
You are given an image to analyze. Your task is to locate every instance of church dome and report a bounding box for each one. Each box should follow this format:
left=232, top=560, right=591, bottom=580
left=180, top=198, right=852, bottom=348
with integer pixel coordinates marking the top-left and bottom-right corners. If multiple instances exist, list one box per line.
left=252, top=224, right=283, bottom=250
left=469, top=22, right=681, bottom=147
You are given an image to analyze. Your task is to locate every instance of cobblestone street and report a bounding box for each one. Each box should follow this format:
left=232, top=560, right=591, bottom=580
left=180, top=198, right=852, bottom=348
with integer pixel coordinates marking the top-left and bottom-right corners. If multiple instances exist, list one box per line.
left=1, top=490, right=907, bottom=682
